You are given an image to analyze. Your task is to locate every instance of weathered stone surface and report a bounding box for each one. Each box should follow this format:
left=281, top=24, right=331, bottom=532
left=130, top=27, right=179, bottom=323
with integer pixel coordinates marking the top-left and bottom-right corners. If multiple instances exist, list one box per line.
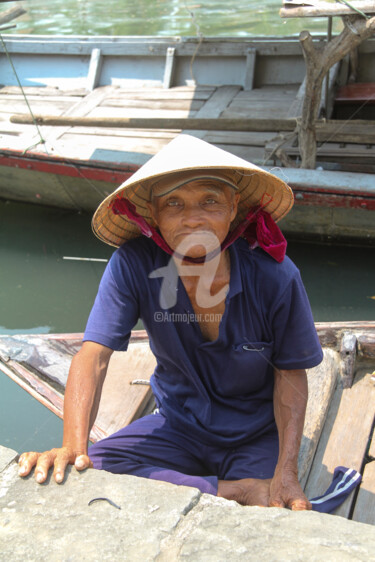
left=1, top=446, right=374, bottom=561
left=158, top=494, right=375, bottom=561
left=0, top=445, right=18, bottom=473
left=0, top=458, right=200, bottom=561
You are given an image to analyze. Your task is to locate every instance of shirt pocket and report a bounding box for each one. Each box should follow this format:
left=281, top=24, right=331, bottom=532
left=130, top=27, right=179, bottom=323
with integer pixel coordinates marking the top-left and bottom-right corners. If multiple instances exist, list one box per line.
left=217, top=340, right=274, bottom=397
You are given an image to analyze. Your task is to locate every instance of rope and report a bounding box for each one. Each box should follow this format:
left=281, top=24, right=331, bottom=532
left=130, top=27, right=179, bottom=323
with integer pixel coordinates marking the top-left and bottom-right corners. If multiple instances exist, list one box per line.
left=0, top=33, right=46, bottom=149
left=184, top=4, right=204, bottom=84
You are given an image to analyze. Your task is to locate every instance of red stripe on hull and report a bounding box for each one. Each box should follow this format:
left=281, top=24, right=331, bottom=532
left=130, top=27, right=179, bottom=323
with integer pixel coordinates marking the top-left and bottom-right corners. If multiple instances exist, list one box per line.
left=0, top=151, right=137, bottom=184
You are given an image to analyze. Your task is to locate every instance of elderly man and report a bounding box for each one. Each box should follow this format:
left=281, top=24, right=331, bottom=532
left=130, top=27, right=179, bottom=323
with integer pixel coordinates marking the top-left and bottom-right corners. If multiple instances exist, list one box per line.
left=19, top=135, right=323, bottom=509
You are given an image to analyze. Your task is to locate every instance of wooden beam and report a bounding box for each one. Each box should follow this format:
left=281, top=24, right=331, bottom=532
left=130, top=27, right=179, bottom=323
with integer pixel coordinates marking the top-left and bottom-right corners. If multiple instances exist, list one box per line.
left=183, top=85, right=241, bottom=139
left=11, top=113, right=298, bottom=131
left=280, top=1, right=375, bottom=18
left=244, top=48, right=256, bottom=91
left=86, top=48, right=103, bottom=91
left=0, top=5, right=26, bottom=26
left=163, top=47, right=176, bottom=89
left=11, top=112, right=375, bottom=143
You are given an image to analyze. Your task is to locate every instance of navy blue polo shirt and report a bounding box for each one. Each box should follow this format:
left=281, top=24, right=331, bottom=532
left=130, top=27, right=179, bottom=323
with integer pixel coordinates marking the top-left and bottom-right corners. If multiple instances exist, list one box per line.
left=84, top=236, right=323, bottom=446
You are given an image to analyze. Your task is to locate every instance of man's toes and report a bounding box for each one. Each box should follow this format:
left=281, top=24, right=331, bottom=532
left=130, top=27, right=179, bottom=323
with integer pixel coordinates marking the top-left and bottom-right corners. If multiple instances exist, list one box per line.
left=290, top=499, right=311, bottom=511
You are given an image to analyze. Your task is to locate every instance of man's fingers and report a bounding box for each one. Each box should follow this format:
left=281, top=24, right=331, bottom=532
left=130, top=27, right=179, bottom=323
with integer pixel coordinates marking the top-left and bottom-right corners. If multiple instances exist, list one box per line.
left=53, top=450, right=73, bottom=484
left=34, top=450, right=58, bottom=483
left=18, top=451, right=41, bottom=477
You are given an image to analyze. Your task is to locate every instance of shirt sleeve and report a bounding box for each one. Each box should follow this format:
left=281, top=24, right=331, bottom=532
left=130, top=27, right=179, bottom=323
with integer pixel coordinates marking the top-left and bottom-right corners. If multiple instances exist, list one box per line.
left=270, top=269, right=323, bottom=370
left=83, top=248, right=140, bottom=351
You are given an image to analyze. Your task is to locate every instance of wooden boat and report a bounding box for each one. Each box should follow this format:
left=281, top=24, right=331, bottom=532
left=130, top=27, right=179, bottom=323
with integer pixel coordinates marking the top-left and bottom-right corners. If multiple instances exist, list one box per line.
left=0, top=33, right=375, bottom=242
left=0, top=321, right=374, bottom=524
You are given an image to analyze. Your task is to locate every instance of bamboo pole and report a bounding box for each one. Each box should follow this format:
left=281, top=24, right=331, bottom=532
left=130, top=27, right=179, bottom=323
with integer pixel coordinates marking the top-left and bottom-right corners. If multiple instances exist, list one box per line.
left=10, top=114, right=299, bottom=132
left=9, top=114, right=375, bottom=143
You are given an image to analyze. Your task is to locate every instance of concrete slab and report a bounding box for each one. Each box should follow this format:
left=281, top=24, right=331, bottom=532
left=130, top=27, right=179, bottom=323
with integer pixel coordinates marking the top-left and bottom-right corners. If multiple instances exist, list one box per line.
left=0, top=445, right=18, bottom=473
left=1, top=447, right=374, bottom=561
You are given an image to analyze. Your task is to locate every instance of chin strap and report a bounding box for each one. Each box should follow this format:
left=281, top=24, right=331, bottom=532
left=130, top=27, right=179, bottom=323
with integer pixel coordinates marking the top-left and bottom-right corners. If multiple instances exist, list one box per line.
left=110, top=196, right=287, bottom=263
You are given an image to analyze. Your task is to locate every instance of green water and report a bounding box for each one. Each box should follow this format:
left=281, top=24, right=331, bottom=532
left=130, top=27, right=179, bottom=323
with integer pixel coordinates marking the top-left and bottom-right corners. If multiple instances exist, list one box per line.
left=2, top=0, right=341, bottom=37
left=0, top=202, right=112, bottom=452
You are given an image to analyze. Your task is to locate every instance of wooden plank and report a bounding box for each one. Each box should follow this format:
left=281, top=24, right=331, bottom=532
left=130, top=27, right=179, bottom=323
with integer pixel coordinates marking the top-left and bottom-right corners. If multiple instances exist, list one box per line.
left=102, top=98, right=204, bottom=111
left=163, top=47, right=176, bottom=89
left=280, top=1, right=375, bottom=18
left=335, top=82, right=375, bottom=104
left=89, top=106, right=201, bottom=119
left=231, top=85, right=300, bottom=101
left=61, top=127, right=178, bottom=139
left=204, top=131, right=277, bottom=146
left=1, top=100, right=73, bottom=114
left=208, top=143, right=265, bottom=162
left=261, top=166, right=375, bottom=196
left=0, top=332, right=156, bottom=443
left=244, top=48, right=256, bottom=91
left=304, top=368, right=375, bottom=518
left=86, top=48, right=103, bottom=91
left=298, top=348, right=339, bottom=487
left=0, top=360, right=64, bottom=420
left=183, top=85, right=241, bottom=139
left=59, top=133, right=171, bottom=155
left=108, top=85, right=214, bottom=95
left=12, top=113, right=298, bottom=132
left=0, top=36, right=313, bottom=57
left=352, top=460, right=375, bottom=525
left=266, top=137, right=375, bottom=159
left=0, top=86, right=87, bottom=97
left=34, top=85, right=118, bottom=145
left=94, top=344, right=156, bottom=440
left=0, top=94, right=83, bottom=103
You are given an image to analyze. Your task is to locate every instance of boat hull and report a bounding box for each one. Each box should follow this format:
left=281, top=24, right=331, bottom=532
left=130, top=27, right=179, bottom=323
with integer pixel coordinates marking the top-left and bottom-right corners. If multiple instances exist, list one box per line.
left=1, top=34, right=374, bottom=242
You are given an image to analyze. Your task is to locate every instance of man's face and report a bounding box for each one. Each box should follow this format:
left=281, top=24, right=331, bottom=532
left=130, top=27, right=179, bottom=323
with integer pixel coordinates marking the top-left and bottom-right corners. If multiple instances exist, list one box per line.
left=148, top=180, right=240, bottom=259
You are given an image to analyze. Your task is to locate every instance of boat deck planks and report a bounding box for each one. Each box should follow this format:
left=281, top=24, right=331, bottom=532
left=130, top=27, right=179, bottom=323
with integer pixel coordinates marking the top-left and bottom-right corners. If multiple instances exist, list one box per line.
left=303, top=367, right=375, bottom=519
left=0, top=82, right=296, bottom=165
left=352, top=460, right=375, bottom=525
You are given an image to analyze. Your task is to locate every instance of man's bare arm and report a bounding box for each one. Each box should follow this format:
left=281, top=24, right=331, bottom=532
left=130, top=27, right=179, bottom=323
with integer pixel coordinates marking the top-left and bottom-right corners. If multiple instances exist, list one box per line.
left=270, top=368, right=311, bottom=510
left=18, top=341, right=113, bottom=484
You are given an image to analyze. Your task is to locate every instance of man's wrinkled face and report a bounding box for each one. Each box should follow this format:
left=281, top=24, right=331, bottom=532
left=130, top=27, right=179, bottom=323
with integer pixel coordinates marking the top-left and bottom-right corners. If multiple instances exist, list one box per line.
left=147, top=180, right=240, bottom=259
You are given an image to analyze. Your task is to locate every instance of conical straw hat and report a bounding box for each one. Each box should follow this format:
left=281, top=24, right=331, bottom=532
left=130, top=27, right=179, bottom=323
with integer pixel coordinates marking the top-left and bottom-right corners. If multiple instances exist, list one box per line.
left=92, top=134, right=294, bottom=247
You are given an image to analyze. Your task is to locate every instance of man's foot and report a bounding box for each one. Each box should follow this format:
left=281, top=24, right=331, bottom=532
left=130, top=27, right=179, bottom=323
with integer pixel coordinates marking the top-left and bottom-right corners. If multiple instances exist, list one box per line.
left=217, top=478, right=271, bottom=506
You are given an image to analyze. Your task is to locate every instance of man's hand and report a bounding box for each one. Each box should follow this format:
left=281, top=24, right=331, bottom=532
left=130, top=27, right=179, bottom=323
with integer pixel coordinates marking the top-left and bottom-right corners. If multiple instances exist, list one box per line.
left=18, top=447, right=93, bottom=484
left=269, top=467, right=311, bottom=510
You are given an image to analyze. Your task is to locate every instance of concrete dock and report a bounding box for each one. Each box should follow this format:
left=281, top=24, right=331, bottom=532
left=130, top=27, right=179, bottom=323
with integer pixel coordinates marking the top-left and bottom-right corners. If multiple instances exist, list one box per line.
left=1, top=445, right=375, bottom=561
